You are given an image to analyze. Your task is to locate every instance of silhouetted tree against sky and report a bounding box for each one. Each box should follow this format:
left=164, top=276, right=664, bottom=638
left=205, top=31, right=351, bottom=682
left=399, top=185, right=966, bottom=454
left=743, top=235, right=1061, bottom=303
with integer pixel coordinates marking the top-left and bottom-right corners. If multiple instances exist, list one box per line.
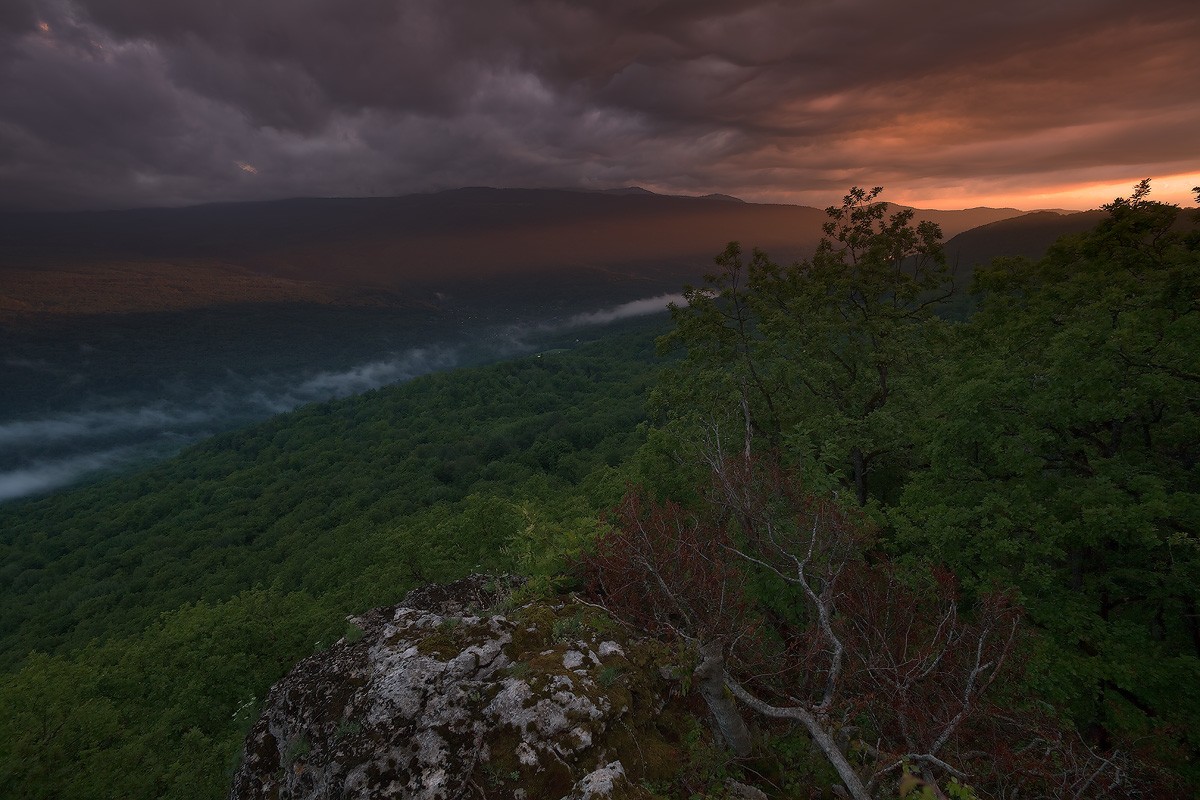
left=659, top=187, right=952, bottom=507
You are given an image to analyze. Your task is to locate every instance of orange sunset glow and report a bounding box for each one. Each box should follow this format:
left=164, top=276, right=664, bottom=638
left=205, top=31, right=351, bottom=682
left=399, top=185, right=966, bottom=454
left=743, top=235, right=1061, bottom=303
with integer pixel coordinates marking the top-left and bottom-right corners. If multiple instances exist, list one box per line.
left=899, top=172, right=1200, bottom=213
left=1, top=1, right=1197, bottom=212
left=743, top=171, right=1200, bottom=212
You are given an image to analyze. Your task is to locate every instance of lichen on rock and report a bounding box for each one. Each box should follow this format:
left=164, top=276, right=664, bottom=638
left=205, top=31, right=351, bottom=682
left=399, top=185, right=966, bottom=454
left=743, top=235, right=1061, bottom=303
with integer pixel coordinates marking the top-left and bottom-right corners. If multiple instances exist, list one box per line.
left=561, top=761, right=655, bottom=800
left=228, top=575, right=696, bottom=800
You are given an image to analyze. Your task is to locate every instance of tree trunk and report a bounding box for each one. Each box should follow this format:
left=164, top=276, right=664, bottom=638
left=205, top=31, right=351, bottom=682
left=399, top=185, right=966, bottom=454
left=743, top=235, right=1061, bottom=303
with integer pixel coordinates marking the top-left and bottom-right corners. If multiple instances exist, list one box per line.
left=726, top=679, right=872, bottom=800
left=851, top=447, right=867, bottom=506
left=1185, top=596, right=1200, bottom=659
left=693, top=642, right=754, bottom=758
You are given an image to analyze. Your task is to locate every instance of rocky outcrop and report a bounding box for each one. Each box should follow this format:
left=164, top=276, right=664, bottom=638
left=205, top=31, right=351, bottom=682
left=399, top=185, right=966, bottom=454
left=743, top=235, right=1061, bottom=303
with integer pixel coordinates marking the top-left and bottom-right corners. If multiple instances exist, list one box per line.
left=229, top=575, right=690, bottom=799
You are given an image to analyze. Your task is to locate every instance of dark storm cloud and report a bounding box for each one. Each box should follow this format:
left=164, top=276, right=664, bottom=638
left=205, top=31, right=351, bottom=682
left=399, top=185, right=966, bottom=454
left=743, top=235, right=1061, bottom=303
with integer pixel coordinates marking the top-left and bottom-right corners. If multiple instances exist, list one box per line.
left=0, top=1, right=35, bottom=34
left=1, top=0, right=1197, bottom=210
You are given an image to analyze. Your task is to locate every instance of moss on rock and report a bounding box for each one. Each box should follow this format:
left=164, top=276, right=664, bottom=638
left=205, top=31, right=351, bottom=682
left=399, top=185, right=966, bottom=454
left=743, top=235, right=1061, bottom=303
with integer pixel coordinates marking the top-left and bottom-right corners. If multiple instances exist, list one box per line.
left=229, top=575, right=718, bottom=800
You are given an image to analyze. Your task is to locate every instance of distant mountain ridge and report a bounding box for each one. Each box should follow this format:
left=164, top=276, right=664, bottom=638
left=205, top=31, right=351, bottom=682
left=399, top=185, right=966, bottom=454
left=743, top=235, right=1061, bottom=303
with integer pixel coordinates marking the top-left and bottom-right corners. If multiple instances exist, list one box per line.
left=943, top=209, right=1107, bottom=275
left=0, top=187, right=1093, bottom=321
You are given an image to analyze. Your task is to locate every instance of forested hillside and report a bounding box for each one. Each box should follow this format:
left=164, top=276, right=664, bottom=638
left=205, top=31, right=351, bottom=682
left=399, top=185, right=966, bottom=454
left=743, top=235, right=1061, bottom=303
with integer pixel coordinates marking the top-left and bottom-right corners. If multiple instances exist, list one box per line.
left=0, top=318, right=666, bottom=798
left=625, top=183, right=1199, bottom=797
left=1, top=184, right=1196, bottom=799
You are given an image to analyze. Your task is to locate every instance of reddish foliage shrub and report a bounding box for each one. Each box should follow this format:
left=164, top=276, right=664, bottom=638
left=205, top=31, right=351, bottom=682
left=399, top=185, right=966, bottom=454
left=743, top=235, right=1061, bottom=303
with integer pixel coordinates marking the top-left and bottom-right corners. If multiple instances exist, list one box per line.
left=578, top=455, right=1178, bottom=798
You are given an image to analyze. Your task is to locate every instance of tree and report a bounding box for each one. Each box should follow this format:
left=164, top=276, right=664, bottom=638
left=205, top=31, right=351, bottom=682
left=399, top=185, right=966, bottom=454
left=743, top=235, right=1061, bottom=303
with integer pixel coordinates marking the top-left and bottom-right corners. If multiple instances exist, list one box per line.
left=658, top=187, right=952, bottom=506
left=588, top=489, right=759, bottom=759
left=584, top=451, right=1025, bottom=800
left=895, top=180, right=1200, bottom=774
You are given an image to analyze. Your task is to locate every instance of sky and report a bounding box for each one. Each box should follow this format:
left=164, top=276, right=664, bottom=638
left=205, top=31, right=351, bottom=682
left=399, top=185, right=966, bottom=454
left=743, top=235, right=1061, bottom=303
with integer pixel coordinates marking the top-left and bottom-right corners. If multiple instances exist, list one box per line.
left=1, top=0, right=1197, bottom=212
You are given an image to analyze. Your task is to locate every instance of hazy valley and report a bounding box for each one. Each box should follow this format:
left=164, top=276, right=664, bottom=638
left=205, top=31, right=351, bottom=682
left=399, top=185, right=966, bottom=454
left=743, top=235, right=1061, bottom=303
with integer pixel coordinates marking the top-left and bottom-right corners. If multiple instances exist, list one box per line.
left=0, top=188, right=1097, bottom=502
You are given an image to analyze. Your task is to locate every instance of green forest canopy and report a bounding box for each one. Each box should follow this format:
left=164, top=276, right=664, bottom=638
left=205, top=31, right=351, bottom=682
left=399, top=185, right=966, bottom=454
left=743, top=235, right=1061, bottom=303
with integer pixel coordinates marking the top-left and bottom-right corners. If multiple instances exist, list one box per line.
left=652, top=182, right=1199, bottom=791
left=0, top=319, right=665, bottom=798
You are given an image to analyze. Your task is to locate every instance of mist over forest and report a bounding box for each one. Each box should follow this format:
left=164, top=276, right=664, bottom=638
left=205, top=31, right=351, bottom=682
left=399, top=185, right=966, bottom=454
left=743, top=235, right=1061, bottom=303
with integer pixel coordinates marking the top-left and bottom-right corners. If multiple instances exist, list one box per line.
left=0, top=282, right=685, bottom=501
left=1, top=188, right=1081, bottom=503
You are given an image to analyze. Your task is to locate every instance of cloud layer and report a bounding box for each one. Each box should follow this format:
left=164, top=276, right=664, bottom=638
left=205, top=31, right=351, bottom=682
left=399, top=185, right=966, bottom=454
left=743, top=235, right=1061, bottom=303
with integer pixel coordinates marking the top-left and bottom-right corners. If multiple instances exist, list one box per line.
left=566, top=293, right=684, bottom=327
left=0, top=344, right=462, bottom=501
left=1, top=0, right=1197, bottom=211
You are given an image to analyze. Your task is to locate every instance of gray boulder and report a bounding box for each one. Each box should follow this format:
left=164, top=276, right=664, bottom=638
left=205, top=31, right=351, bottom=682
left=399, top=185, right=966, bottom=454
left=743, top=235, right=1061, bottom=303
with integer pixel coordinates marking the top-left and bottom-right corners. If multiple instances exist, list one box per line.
left=229, top=575, right=687, bottom=799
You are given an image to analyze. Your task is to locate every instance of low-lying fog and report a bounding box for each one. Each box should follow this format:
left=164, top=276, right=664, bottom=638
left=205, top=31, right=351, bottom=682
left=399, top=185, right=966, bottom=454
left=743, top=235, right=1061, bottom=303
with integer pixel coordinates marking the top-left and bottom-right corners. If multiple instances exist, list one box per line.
left=0, top=293, right=682, bottom=502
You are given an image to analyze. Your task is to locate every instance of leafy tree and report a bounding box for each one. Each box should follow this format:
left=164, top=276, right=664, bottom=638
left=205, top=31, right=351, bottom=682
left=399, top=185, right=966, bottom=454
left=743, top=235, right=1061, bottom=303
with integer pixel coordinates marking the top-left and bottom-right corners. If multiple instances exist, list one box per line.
left=632, top=180, right=1195, bottom=793
left=658, top=187, right=951, bottom=506
left=895, top=180, right=1200, bottom=771
left=578, top=451, right=1161, bottom=799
